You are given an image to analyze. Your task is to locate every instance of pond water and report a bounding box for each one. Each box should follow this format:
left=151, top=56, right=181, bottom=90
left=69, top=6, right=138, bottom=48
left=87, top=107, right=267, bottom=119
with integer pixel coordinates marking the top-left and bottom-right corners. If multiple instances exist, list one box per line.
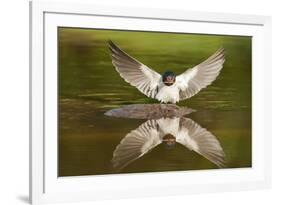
left=58, top=28, right=252, bottom=176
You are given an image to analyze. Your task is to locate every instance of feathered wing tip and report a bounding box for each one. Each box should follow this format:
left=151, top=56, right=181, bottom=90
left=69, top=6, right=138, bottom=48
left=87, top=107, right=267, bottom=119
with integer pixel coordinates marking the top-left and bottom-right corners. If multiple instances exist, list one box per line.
left=107, top=40, right=114, bottom=53
left=107, top=40, right=116, bottom=49
left=178, top=118, right=226, bottom=168
left=200, top=47, right=225, bottom=66
left=108, top=40, right=124, bottom=55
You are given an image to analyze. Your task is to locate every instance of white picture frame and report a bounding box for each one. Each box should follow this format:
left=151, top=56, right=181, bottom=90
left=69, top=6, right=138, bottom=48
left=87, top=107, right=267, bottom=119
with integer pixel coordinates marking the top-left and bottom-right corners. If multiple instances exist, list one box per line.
left=30, top=1, right=272, bottom=204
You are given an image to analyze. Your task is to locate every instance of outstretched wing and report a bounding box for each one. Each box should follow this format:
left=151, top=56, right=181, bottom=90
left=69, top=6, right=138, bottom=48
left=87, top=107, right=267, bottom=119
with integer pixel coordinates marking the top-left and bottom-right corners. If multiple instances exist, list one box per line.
left=112, top=120, right=161, bottom=171
left=108, top=41, right=161, bottom=98
left=176, top=48, right=225, bottom=100
left=176, top=118, right=226, bottom=168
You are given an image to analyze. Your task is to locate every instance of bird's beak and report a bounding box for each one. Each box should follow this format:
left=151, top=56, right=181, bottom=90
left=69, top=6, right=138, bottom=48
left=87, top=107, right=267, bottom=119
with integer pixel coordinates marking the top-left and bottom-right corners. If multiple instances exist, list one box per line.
left=164, top=76, right=175, bottom=86
left=163, top=138, right=176, bottom=147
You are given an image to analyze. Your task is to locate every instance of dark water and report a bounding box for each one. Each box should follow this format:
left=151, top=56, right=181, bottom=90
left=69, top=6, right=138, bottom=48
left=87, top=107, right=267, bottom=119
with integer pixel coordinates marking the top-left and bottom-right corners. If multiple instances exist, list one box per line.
left=58, top=28, right=252, bottom=176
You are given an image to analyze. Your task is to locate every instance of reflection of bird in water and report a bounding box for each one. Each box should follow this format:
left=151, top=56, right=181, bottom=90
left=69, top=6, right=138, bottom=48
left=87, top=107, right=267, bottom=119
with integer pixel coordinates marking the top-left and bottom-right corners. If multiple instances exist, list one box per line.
left=112, top=117, right=225, bottom=171
left=109, top=41, right=225, bottom=104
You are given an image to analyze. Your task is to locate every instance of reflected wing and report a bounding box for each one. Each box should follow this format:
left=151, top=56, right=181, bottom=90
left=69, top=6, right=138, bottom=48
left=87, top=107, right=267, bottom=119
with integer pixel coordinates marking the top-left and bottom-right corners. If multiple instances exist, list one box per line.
left=112, top=120, right=161, bottom=171
left=109, top=41, right=161, bottom=98
left=176, top=118, right=226, bottom=168
left=176, top=48, right=225, bottom=100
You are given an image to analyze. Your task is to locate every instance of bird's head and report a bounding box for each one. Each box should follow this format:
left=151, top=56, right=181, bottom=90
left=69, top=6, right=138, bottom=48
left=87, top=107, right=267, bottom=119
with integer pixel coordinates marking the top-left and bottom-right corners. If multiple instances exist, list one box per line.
left=162, top=71, right=176, bottom=86
left=162, top=134, right=176, bottom=149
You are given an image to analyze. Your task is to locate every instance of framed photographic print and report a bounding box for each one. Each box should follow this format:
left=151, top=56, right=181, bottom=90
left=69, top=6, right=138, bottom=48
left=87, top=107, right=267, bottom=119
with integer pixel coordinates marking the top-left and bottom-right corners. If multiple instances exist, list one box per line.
left=30, top=1, right=271, bottom=204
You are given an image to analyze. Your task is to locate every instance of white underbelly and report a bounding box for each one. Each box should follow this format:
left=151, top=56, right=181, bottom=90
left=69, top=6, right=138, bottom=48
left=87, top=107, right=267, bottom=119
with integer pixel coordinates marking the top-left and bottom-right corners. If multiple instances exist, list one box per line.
left=156, top=85, right=179, bottom=103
